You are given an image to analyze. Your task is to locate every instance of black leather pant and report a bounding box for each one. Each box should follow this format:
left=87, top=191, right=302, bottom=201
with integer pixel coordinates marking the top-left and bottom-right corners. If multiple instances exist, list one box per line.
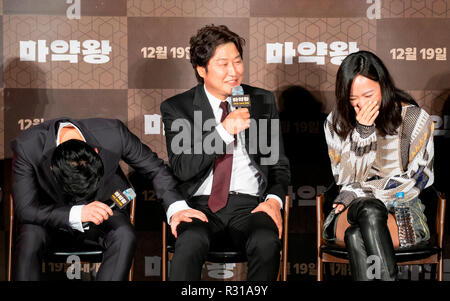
left=344, top=198, right=397, bottom=281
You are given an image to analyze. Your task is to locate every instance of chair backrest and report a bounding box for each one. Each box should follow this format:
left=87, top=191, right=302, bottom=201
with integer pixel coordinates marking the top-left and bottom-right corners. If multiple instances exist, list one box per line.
left=435, top=190, right=446, bottom=249
left=281, top=195, right=290, bottom=281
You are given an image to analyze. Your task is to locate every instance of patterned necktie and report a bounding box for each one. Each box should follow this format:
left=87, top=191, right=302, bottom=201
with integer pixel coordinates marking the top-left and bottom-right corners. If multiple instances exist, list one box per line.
left=208, top=101, right=233, bottom=213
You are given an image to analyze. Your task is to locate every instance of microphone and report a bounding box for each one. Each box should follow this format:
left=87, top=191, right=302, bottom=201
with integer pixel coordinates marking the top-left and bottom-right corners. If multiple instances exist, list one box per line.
left=230, top=85, right=251, bottom=108
left=82, top=188, right=136, bottom=229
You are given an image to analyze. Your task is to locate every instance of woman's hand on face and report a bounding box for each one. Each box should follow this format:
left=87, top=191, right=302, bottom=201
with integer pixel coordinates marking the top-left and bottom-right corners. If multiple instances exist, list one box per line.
left=354, top=100, right=379, bottom=126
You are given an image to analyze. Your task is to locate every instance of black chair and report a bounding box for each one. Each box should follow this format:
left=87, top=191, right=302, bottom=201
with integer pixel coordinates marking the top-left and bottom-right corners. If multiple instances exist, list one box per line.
left=8, top=193, right=136, bottom=281
left=162, top=195, right=290, bottom=281
left=316, top=184, right=446, bottom=281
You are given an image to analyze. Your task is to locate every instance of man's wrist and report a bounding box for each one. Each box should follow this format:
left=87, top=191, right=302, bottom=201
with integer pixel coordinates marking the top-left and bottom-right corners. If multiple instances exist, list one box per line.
left=166, top=200, right=191, bottom=225
left=264, top=194, right=283, bottom=209
left=216, top=123, right=234, bottom=144
left=69, top=205, right=86, bottom=232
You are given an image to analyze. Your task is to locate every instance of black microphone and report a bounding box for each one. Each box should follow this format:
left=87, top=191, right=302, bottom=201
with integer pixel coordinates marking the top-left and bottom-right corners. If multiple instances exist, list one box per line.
left=81, top=188, right=136, bottom=229
left=230, top=85, right=251, bottom=108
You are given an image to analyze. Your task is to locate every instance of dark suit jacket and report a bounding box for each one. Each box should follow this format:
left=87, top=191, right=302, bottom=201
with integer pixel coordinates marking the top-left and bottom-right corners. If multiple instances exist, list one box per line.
left=11, top=118, right=183, bottom=230
left=160, top=84, right=290, bottom=206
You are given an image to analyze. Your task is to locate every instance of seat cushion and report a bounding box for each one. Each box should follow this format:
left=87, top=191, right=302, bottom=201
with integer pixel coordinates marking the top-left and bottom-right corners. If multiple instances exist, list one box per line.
left=167, top=244, right=247, bottom=263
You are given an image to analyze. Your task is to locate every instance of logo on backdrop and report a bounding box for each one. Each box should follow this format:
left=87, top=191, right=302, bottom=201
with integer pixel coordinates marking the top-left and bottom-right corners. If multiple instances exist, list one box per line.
left=19, top=40, right=112, bottom=64
left=366, top=0, right=381, bottom=19
left=266, top=41, right=359, bottom=66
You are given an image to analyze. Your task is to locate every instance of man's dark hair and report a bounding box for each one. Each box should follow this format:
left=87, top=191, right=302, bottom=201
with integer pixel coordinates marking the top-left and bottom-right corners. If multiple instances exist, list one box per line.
left=51, top=139, right=104, bottom=202
left=189, top=24, right=246, bottom=83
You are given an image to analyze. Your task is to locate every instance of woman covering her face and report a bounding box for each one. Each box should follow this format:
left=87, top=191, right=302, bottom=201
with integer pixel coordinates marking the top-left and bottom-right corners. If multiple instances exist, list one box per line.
left=322, top=50, right=435, bottom=280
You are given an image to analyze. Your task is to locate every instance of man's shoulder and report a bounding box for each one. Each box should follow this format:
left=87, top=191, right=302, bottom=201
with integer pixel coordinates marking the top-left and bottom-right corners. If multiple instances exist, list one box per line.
left=78, top=118, right=123, bottom=130
left=13, top=120, right=52, bottom=145
left=161, top=85, right=198, bottom=109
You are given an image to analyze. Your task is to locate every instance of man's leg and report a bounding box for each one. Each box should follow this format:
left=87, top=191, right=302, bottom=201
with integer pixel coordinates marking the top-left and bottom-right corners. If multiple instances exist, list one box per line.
left=95, top=211, right=137, bottom=281
left=13, top=224, right=49, bottom=280
left=244, top=212, right=281, bottom=280
left=226, top=196, right=281, bottom=281
left=169, top=218, right=212, bottom=281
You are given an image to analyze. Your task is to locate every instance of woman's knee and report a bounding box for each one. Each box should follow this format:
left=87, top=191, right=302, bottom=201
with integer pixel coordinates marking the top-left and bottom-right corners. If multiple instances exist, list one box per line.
left=350, top=198, right=387, bottom=222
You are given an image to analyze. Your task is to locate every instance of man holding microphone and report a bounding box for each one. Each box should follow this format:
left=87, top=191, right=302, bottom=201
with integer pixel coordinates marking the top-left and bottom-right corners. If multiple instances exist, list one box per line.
left=160, top=24, right=290, bottom=281
left=11, top=118, right=185, bottom=280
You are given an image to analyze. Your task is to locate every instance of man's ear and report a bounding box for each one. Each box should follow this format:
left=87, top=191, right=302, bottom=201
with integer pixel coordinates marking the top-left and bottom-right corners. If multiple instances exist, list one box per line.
left=196, top=66, right=206, bottom=79
left=50, top=166, right=53, bottom=171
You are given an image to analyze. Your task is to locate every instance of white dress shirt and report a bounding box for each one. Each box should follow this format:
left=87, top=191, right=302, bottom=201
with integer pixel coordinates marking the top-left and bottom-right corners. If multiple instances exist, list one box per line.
left=166, top=85, right=283, bottom=224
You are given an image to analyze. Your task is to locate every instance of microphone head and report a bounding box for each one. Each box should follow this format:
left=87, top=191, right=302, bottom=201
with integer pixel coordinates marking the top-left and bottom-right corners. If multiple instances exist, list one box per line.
left=232, top=85, right=244, bottom=96
left=111, top=188, right=136, bottom=209
left=230, top=85, right=250, bottom=108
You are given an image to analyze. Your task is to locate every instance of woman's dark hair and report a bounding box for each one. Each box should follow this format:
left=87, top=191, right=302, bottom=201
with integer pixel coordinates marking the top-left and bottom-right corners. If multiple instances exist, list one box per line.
left=51, top=139, right=104, bottom=202
left=333, top=50, right=417, bottom=138
left=189, top=24, right=245, bottom=83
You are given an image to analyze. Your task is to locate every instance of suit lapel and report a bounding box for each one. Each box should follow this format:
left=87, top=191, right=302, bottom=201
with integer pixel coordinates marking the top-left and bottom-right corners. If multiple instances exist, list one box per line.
left=193, top=84, right=215, bottom=122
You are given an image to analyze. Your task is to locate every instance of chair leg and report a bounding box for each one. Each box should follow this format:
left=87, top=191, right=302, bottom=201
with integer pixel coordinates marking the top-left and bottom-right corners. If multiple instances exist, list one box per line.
left=282, top=244, right=288, bottom=281
left=317, top=254, right=323, bottom=281
left=276, top=262, right=281, bottom=281
left=128, top=259, right=134, bottom=281
left=7, top=236, right=13, bottom=281
left=438, top=256, right=443, bottom=281
left=8, top=195, right=14, bottom=282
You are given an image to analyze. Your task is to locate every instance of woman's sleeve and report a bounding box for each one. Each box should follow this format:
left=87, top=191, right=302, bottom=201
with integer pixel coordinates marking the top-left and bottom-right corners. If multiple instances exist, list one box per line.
left=361, top=110, right=434, bottom=204
left=324, top=113, right=378, bottom=207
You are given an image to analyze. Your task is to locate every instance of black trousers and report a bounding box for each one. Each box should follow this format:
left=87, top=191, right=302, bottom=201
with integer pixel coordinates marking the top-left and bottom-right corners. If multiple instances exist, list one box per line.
left=169, top=194, right=281, bottom=281
left=13, top=210, right=136, bottom=281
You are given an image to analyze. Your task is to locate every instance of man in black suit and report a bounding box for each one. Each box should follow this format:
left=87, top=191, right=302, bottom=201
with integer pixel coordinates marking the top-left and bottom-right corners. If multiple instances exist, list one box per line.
left=11, top=118, right=184, bottom=280
left=160, top=25, right=290, bottom=280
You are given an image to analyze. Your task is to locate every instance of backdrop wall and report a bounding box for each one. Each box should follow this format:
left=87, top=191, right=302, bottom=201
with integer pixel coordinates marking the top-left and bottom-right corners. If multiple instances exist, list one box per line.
left=0, top=0, right=449, bottom=281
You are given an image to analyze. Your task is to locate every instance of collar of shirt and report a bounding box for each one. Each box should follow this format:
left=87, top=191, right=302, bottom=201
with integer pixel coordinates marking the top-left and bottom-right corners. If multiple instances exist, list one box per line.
left=56, top=122, right=86, bottom=146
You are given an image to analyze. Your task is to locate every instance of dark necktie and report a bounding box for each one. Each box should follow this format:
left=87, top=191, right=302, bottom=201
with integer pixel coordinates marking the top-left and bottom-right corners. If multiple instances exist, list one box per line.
left=208, top=101, right=233, bottom=213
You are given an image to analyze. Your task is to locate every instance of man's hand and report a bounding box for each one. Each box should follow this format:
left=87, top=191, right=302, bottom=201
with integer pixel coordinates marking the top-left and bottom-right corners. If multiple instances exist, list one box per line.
left=170, top=208, right=208, bottom=238
left=81, top=201, right=113, bottom=225
left=354, top=100, right=379, bottom=126
left=251, top=198, right=282, bottom=239
left=222, top=108, right=250, bottom=135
